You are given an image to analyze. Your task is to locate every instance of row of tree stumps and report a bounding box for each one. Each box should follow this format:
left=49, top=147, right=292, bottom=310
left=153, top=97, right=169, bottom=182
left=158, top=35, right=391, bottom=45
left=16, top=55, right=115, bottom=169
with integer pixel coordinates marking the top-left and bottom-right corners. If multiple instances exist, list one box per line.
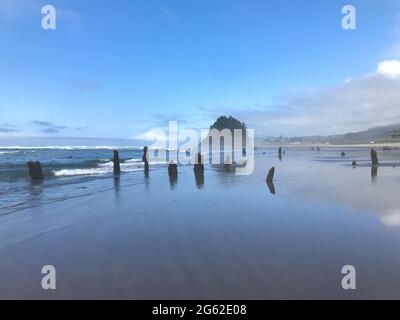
left=112, top=147, right=205, bottom=186
left=26, top=148, right=206, bottom=184
left=26, top=147, right=381, bottom=188
left=264, top=147, right=382, bottom=194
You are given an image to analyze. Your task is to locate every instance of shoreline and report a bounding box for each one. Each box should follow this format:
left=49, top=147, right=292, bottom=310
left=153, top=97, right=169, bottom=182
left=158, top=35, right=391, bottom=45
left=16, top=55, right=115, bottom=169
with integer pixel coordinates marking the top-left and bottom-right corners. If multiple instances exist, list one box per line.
left=257, top=142, right=400, bottom=148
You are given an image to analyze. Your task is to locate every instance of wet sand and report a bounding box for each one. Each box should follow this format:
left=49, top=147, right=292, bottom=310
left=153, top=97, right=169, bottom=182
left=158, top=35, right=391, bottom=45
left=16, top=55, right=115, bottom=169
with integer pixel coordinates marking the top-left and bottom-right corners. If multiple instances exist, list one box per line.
left=1, top=149, right=400, bottom=299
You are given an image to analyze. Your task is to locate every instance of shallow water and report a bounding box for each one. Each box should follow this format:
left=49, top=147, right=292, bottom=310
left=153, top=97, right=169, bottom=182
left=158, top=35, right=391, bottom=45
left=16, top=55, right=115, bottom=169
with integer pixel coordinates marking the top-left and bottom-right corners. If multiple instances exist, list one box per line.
left=0, top=147, right=400, bottom=299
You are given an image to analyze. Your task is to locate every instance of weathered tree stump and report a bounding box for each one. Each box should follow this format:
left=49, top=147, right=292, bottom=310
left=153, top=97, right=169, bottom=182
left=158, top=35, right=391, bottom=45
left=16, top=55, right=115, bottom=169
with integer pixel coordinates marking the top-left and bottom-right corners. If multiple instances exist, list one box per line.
left=168, top=162, right=178, bottom=176
left=194, top=153, right=204, bottom=173
left=143, top=146, right=149, bottom=173
left=27, top=161, right=44, bottom=180
left=371, top=148, right=379, bottom=167
left=113, top=150, right=121, bottom=174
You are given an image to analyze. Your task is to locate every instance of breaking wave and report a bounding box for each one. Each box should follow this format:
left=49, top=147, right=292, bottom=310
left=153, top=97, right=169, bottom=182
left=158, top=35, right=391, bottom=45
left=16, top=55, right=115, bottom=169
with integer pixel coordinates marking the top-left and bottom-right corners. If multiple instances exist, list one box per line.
left=52, top=158, right=167, bottom=177
left=0, top=151, right=22, bottom=155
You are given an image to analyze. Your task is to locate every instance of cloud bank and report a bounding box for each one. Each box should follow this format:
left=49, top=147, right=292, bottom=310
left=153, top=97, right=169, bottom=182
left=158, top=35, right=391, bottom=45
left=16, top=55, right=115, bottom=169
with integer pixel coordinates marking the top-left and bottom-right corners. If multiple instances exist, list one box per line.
left=377, top=60, right=400, bottom=79
left=220, top=60, right=400, bottom=137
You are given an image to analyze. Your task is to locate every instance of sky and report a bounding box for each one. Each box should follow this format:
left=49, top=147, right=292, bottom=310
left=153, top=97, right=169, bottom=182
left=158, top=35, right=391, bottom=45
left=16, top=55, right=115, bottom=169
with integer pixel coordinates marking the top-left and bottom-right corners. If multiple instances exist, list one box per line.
left=1, top=0, right=400, bottom=143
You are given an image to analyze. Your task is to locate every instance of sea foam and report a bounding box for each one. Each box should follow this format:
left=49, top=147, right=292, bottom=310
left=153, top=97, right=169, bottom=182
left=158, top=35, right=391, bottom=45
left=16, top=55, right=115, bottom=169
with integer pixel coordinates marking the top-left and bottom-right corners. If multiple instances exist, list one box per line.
left=52, top=158, right=164, bottom=177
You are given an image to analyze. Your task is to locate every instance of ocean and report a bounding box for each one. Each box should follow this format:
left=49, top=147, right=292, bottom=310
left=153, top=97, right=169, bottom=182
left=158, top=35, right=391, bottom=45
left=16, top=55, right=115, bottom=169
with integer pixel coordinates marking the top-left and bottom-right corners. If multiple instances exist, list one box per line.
left=0, top=147, right=148, bottom=216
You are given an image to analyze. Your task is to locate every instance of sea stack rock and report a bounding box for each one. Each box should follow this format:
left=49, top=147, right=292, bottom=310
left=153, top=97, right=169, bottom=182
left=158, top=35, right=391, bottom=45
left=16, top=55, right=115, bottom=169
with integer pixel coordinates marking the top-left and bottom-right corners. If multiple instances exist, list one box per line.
left=113, top=150, right=121, bottom=174
left=371, top=148, right=379, bottom=167
left=266, top=167, right=275, bottom=183
left=27, top=161, right=44, bottom=180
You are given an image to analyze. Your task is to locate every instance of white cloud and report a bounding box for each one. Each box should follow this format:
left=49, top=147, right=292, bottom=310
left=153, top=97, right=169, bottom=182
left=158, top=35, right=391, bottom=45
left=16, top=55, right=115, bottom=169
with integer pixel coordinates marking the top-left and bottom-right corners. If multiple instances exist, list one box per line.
left=135, top=127, right=202, bottom=145
left=377, top=60, right=400, bottom=79
left=344, top=77, right=354, bottom=84
left=212, top=60, right=400, bottom=136
left=135, top=129, right=167, bottom=142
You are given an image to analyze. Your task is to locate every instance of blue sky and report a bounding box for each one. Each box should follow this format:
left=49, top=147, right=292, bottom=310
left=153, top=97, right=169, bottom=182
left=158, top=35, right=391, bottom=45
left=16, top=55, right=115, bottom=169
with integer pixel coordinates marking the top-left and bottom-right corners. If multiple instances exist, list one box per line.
left=1, top=0, right=400, bottom=142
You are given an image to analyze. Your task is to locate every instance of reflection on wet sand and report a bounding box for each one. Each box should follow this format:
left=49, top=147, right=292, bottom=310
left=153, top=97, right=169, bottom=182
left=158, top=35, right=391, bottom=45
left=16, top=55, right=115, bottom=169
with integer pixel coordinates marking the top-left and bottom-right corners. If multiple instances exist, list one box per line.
left=194, top=170, right=204, bottom=189
left=223, top=163, right=231, bottom=173
left=194, top=153, right=205, bottom=189
left=168, top=162, right=178, bottom=188
left=3, top=147, right=400, bottom=299
left=266, top=167, right=276, bottom=194
left=278, top=148, right=400, bottom=228
left=267, top=180, right=276, bottom=195
left=29, top=180, right=43, bottom=197
left=169, top=174, right=177, bottom=188
left=113, top=175, right=120, bottom=194
left=371, top=166, right=378, bottom=183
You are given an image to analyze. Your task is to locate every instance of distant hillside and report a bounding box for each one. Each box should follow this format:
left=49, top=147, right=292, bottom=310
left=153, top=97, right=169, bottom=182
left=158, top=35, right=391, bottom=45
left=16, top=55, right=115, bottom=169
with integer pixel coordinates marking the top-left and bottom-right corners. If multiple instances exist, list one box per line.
left=261, top=124, right=400, bottom=145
